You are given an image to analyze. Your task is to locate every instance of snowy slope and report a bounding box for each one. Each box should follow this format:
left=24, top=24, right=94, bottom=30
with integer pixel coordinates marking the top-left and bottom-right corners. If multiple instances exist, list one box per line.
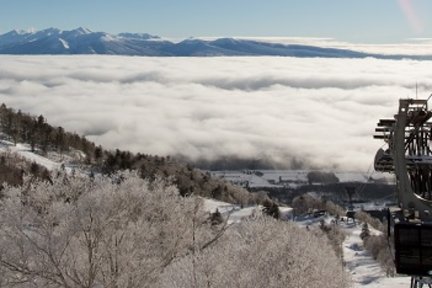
left=202, top=198, right=293, bottom=223
left=343, top=224, right=409, bottom=287
left=0, top=139, right=84, bottom=173
left=296, top=213, right=410, bottom=287
left=10, top=143, right=61, bottom=170
left=203, top=198, right=261, bottom=224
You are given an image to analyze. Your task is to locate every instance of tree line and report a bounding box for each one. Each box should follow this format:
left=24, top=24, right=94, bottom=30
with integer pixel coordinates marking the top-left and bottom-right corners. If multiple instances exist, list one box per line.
left=0, top=103, right=96, bottom=156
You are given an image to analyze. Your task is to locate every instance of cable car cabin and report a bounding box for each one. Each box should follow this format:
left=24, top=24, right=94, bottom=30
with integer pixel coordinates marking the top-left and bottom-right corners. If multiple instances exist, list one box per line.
left=393, top=220, right=432, bottom=276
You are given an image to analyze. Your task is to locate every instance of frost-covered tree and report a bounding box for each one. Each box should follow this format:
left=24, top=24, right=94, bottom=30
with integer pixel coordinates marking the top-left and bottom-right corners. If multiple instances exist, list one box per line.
left=0, top=172, right=205, bottom=288
left=318, top=221, right=346, bottom=261
left=162, top=216, right=350, bottom=288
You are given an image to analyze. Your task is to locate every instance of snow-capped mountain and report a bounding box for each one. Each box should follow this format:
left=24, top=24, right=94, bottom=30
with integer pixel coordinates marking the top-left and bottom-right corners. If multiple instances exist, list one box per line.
left=0, top=27, right=169, bottom=55
left=0, top=27, right=431, bottom=59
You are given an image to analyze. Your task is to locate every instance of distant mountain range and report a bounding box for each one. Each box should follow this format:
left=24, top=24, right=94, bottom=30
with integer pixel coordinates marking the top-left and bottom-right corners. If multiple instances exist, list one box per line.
left=0, top=27, right=430, bottom=59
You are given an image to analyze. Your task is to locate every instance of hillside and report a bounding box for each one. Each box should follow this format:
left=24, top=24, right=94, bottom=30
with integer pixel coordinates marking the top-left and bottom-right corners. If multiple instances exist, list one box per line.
left=0, top=103, right=407, bottom=287
left=0, top=103, right=260, bottom=205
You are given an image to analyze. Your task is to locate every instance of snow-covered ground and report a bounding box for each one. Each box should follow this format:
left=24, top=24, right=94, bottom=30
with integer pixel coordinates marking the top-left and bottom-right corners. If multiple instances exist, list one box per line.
left=0, top=140, right=60, bottom=170
left=343, top=224, right=410, bottom=288
left=12, top=143, right=61, bottom=170
left=0, top=139, right=86, bottom=175
left=203, top=198, right=293, bottom=224
left=295, top=215, right=412, bottom=287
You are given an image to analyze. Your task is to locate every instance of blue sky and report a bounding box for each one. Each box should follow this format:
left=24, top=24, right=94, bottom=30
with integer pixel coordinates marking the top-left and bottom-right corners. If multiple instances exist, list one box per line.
left=1, top=0, right=431, bottom=42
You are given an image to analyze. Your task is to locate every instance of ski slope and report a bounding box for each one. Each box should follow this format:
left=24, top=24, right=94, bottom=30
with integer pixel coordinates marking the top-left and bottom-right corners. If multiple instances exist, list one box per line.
left=343, top=224, right=409, bottom=287
left=0, top=139, right=86, bottom=175
left=0, top=140, right=60, bottom=170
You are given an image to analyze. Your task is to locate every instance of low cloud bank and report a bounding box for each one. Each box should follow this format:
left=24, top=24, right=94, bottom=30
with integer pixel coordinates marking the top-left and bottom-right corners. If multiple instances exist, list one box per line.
left=0, top=55, right=428, bottom=171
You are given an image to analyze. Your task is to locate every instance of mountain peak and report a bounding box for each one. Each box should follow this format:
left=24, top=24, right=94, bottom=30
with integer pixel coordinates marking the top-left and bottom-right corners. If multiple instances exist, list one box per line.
left=41, top=27, right=61, bottom=33
left=10, top=29, right=29, bottom=35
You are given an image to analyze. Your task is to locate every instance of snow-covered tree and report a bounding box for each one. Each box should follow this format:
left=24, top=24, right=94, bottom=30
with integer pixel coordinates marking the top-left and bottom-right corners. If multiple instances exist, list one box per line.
left=0, top=172, right=203, bottom=287
left=162, top=216, right=350, bottom=288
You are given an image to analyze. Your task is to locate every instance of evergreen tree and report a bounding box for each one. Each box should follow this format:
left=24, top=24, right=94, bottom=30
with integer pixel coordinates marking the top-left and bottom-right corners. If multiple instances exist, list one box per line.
left=262, top=199, right=280, bottom=219
left=94, top=145, right=103, bottom=163
left=209, top=209, right=224, bottom=226
left=360, top=223, right=371, bottom=240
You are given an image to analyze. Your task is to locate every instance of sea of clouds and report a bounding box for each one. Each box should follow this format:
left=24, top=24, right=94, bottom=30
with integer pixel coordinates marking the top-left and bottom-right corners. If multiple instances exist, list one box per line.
left=1, top=55, right=431, bottom=171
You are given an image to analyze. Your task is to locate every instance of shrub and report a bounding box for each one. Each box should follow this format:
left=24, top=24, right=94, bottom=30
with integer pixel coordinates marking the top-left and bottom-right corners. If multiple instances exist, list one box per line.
left=319, top=221, right=347, bottom=260
left=363, top=235, right=395, bottom=276
left=355, top=211, right=384, bottom=231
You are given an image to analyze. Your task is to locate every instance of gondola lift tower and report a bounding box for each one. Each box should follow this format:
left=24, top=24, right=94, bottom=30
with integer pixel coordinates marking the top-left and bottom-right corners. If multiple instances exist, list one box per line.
left=374, top=96, right=432, bottom=287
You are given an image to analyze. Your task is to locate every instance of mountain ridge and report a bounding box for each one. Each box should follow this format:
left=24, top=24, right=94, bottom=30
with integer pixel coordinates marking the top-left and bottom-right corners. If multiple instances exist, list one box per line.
left=1, top=27, right=431, bottom=59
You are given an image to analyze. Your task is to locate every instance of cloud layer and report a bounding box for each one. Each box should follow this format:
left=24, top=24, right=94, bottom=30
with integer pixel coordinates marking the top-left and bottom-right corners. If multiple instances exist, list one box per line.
left=1, top=55, right=431, bottom=171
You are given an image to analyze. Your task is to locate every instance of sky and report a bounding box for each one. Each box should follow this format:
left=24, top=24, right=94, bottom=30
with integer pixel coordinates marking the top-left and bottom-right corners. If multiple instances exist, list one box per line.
left=0, top=0, right=431, bottom=42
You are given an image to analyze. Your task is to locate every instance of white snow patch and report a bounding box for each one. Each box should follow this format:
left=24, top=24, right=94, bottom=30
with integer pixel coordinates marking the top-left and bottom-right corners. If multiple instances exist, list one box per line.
left=7, top=143, right=61, bottom=170
left=59, top=38, right=70, bottom=49
left=0, top=139, right=14, bottom=150
left=0, top=140, right=87, bottom=173
left=202, top=198, right=293, bottom=223
left=101, top=34, right=118, bottom=42
left=279, top=206, right=294, bottom=220
left=202, top=198, right=238, bottom=214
